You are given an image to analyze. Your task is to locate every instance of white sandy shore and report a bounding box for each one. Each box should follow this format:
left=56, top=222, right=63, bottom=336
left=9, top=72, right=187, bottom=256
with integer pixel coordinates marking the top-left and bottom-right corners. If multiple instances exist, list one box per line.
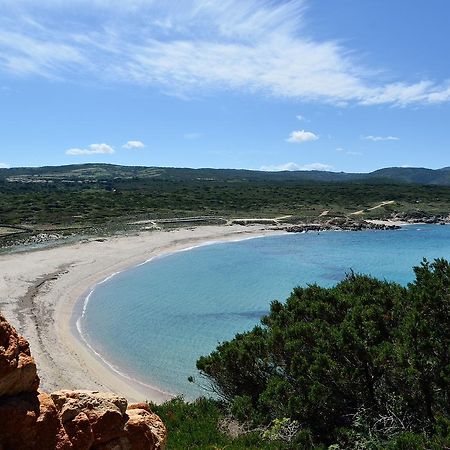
left=0, top=225, right=283, bottom=403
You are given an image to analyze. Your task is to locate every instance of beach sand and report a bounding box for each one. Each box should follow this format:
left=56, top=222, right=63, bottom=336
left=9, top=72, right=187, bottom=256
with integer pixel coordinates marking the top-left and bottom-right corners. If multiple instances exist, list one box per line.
left=0, top=225, right=282, bottom=403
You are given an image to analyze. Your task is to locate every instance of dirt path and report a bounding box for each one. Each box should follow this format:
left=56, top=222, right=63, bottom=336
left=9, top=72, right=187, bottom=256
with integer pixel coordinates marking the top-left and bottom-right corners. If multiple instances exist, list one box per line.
left=350, top=201, right=395, bottom=216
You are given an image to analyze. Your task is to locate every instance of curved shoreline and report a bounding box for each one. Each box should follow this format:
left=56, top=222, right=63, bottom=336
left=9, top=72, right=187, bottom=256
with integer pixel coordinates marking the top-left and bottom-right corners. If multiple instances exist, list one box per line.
left=0, top=225, right=283, bottom=403
left=72, top=286, right=175, bottom=402
left=72, top=231, right=278, bottom=401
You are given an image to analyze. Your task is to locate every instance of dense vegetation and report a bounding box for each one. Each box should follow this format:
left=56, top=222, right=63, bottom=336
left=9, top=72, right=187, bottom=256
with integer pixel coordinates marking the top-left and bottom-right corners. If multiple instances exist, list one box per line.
left=151, top=397, right=293, bottom=449
left=3, top=163, right=450, bottom=185
left=2, top=165, right=450, bottom=237
left=189, top=259, right=450, bottom=449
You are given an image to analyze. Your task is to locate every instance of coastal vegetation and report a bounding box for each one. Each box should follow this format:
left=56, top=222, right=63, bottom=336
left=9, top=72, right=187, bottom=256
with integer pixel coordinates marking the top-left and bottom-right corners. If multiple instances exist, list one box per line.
left=2, top=164, right=450, bottom=248
left=151, top=397, right=291, bottom=449
left=153, top=259, right=450, bottom=449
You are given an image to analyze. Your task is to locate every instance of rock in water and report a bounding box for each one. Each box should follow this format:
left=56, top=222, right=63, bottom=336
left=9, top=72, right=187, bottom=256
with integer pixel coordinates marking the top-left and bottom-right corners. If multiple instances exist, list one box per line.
left=0, top=313, right=167, bottom=449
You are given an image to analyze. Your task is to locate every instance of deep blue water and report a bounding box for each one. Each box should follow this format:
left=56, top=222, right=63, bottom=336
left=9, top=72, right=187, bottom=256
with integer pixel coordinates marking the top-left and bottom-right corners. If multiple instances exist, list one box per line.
left=77, top=225, right=450, bottom=398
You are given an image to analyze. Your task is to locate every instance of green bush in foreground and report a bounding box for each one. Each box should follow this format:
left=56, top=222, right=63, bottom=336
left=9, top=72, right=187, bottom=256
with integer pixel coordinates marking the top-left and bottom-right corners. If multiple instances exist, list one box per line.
left=196, top=258, right=450, bottom=449
left=150, top=396, right=296, bottom=449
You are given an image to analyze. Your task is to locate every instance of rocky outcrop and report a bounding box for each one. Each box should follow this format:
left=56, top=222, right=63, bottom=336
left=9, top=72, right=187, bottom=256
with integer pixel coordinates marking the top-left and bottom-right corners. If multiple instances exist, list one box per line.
left=0, top=314, right=167, bottom=449
left=391, top=211, right=450, bottom=224
left=0, top=314, right=40, bottom=397
left=324, top=217, right=400, bottom=231
left=279, top=217, right=400, bottom=233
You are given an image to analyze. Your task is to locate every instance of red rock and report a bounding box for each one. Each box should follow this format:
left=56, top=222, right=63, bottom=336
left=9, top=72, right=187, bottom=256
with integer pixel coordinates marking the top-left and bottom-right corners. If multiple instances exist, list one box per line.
left=0, top=393, right=40, bottom=448
left=0, top=314, right=39, bottom=397
left=95, top=408, right=167, bottom=450
left=63, top=412, right=94, bottom=450
left=0, top=392, right=71, bottom=449
left=51, top=390, right=128, bottom=445
left=124, top=408, right=167, bottom=450
left=0, top=315, right=167, bottom=449
left=128, top=402, right=151, bottom=412
left=36, top=392, right=72, bottom=450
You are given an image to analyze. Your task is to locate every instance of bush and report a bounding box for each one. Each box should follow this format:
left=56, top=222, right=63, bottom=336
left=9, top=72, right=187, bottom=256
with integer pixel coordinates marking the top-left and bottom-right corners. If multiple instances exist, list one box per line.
left=150, top=396, right=293, bottom=449
left=197, top=259, right=450, bottom=448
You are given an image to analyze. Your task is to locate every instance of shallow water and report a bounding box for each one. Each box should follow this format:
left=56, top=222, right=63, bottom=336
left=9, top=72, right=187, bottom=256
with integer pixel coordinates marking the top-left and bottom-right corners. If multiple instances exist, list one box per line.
left=77, top=225, right=450, bottom=398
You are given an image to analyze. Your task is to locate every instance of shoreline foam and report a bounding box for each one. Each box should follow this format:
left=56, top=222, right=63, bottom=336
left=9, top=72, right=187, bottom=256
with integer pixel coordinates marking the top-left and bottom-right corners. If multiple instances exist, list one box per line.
left=73, top=231, right=274, bottom=401
left=0, top=224, right=283, bottom=403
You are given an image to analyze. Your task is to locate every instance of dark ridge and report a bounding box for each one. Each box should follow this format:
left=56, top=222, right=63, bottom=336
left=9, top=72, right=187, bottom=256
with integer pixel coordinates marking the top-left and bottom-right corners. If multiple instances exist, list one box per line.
left=1, top=163, right=450, bottom=185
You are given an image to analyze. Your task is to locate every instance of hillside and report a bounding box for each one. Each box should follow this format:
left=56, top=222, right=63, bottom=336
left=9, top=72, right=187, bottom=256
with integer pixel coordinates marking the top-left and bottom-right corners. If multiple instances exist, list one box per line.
left=1, top=163, right=450, bottom=185
left=1, top=163, right=450, bottom=249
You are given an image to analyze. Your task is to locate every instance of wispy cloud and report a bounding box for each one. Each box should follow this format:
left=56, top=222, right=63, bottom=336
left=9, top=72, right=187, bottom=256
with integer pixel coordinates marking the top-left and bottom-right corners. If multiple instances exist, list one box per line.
left=260, top=162, right=333, bottom=172
left=122, top=140, right=145, bottom=149
left=0, top=29, right=86, bottom=79
left=1, top=1, right=450, bottom=106
left=66, top=143, right=115, bottom=155
left=336, top=147, right=362, bottom=156
left=184, top=132, right=202, bottom=140
left=346, top=151, right=363, bottom=156
left=0, top=163, right=10, bottom=168
left=286, top=130, right=319, bottom=144
left=362, top=135, right=400, bottom=142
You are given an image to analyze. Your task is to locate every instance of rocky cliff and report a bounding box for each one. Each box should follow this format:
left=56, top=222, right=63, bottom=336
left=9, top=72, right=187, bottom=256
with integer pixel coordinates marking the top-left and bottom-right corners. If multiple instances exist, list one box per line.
left=0, top=314, right=166, bottom=449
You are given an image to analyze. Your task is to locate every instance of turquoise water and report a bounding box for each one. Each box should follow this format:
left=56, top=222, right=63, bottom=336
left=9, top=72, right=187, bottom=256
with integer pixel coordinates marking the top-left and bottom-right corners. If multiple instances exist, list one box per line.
left=77, top=225, right=450, bottom=398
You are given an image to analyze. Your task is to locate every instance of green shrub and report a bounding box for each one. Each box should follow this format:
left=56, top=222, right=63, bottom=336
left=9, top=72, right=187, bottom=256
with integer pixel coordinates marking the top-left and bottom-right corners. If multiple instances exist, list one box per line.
left=197, top=259, right=450, bottom=448
left=150, top=396, right=293, bottom=449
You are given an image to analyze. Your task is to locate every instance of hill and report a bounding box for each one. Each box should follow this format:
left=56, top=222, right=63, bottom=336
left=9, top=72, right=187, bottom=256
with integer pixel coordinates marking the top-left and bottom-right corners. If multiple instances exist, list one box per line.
left=1, top=163, right=450, bottom=185
left=2, top=163, right=450, bottom=249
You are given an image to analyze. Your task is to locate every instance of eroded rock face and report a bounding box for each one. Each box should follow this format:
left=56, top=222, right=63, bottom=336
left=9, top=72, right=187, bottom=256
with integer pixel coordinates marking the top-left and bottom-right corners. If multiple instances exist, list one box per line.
left=125, top=403, right=167, bottom=450
left=51, top=390, right=129, bottom=447
left=0, top=314, right=167, bottom=449
left=0, top=313, right=40, bottom=397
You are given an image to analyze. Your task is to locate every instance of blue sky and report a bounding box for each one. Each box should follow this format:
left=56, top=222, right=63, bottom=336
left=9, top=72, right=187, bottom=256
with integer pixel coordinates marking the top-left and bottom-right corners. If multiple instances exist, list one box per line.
left=0, top=0, right=449, bottom=172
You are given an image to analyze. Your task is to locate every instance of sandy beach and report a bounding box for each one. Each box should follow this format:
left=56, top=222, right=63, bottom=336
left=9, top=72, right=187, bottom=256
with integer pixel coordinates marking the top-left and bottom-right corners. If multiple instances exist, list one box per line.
left=0, top=224, right=282, bottom=403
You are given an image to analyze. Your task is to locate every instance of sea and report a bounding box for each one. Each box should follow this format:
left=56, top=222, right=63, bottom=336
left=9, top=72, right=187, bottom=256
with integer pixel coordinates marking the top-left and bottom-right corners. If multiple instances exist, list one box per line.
left=76, top=224, right=450, bottom=399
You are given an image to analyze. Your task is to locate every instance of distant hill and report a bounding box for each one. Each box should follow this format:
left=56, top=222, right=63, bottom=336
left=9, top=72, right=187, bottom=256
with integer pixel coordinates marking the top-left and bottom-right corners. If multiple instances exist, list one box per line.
left=367, top=167, right=450, bottom=185
left=1, top=163, right=450, bottom=185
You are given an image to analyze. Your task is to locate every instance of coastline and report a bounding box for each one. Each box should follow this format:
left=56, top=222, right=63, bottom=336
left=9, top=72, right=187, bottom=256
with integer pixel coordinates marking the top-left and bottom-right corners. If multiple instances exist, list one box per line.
left=0, top=224, right=283, bottom=403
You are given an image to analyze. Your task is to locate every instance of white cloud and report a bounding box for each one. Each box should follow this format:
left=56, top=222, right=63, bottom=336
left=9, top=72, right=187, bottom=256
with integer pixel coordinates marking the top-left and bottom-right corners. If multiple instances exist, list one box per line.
left=0, top=163, right=10, bottom=168
left=296, top=115, right=306, bottom=121
left=0, top=1, right=449, bottom=106
left=286, top=130, right=319, bottom=144
left=0, top=30, right=86, bottom=78
left=362, top=135, right=400, bottom=142
left=66, top=143, right=115, bottom=155
left=360, top=81, right=450, bottom=106
left=122, top=140, right=145, bottom=149
left=260, top=162, right=333, bottom=172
